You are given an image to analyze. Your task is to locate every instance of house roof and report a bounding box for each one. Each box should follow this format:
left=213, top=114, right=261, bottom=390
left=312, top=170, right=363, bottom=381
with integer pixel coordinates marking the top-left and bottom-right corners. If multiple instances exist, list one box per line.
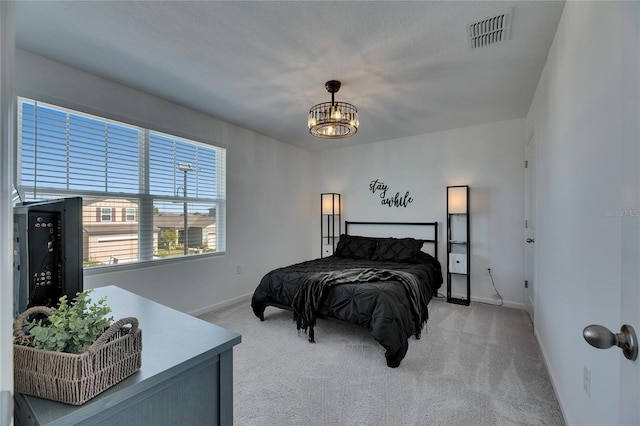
left=83, top=223, right=139, bottom=235
left=83, top=213, right=215, bottom=234
left=153, top=213, right=216, bottom=229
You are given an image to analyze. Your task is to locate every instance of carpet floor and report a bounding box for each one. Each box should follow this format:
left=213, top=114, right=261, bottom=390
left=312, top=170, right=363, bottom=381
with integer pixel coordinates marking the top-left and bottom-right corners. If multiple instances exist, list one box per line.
left=199, top=297, right=565, bottom=426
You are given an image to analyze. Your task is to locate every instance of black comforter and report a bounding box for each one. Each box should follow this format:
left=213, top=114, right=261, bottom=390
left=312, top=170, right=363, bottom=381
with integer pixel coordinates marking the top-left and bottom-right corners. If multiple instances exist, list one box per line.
left=251, top=252, right=442, bottom=367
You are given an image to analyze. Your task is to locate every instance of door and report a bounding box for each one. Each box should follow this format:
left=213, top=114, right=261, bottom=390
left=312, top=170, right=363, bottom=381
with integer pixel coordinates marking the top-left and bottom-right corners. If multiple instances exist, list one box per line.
left=524, top=132, right=535, bottom=323
left=587, top=4, right=639, bottom=422
left=618, top=200, right=640, bottom=424
left=618, top=4, right=640, bottom=420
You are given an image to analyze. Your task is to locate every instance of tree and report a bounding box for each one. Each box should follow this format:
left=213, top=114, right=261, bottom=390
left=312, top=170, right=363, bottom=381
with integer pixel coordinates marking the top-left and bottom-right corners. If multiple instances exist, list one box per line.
left=159, top=229, right=179, bottom=254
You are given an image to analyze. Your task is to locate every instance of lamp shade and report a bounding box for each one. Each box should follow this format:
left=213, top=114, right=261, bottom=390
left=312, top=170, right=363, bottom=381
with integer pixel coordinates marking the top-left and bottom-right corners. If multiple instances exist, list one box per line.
left=322, top=193, right=341, bottom=215
left=447, top=186, right=468, bottom=214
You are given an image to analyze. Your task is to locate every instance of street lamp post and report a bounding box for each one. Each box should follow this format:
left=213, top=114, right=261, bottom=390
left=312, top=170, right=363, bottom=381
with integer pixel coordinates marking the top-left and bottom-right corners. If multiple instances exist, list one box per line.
left=178, top=163, right=193, bottom=255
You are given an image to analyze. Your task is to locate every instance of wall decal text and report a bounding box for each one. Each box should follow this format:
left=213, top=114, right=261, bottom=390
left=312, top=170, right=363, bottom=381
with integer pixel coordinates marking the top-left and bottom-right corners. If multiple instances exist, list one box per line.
left=369, top=179, right=414, bottom=208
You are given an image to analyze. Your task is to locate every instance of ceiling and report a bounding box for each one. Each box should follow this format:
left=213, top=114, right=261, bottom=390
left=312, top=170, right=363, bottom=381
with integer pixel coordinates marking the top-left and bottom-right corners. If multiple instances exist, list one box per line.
left=14, top=1, right=565, bottom=151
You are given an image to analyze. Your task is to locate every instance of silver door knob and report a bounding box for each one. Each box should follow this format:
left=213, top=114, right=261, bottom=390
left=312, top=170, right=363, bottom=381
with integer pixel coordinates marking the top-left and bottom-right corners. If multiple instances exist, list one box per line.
left=583, top=324, right=638, bottom=361
left=526, top=238, right=535, bottom=243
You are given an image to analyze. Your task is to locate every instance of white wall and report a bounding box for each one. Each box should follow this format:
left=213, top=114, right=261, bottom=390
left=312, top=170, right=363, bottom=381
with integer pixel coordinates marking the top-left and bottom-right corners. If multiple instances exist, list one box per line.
left=313, top=119, right=526, bottom=307
left=526, top=2, right=639, bottom=424
left=0, top=3, right=15, bottom=425
left=14, top=49, right=313, bottom=314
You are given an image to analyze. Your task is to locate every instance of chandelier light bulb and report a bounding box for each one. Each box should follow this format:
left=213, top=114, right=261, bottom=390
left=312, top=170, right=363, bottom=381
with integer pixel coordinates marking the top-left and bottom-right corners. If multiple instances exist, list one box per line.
left=331, top=106, right=342, bottom=120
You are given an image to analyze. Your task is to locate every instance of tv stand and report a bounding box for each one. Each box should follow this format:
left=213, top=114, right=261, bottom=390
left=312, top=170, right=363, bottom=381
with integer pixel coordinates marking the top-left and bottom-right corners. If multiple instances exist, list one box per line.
left=14, top=286, right=241, bottom=425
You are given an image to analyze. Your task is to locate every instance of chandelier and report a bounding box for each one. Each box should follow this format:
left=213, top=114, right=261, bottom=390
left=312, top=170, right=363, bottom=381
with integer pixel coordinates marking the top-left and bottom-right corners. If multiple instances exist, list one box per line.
left=308, top=80, right=359, bottom=138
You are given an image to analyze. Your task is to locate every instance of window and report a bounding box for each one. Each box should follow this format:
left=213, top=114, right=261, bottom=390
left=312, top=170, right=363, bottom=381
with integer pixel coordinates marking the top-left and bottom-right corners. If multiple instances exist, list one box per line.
left=17, top=97, right=226, bottom=269
left=125, top=208, right=136, bottom=222
left=100, top=207, right=113, bottom=222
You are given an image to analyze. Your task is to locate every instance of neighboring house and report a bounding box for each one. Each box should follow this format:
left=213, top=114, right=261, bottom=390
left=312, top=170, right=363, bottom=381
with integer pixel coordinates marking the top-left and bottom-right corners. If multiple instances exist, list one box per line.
left=82, top=198, right=148, bottom=265
left=82, top=198, right=216, bottom=264
left=154, top=212, right=217, bottom=253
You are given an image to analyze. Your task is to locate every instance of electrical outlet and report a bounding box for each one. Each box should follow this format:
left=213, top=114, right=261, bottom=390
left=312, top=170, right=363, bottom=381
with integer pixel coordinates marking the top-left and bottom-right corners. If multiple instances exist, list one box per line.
left=583, top=365, right=590, bottom=398
left=236, top=264, right=241, bottom=275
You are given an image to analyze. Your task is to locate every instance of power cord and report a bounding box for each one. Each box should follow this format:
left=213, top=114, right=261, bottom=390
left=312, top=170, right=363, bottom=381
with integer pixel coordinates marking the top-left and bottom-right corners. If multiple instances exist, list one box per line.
left=484, top=268, right=503, bottom=306
left=437, top=268, right=504, bottom=306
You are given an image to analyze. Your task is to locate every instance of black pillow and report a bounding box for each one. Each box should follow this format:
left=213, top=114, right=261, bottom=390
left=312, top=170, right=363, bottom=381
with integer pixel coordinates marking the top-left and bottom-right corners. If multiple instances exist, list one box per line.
left=372, top=237, right=424, bottom=263
left=334, top=234, right=377, bottom=260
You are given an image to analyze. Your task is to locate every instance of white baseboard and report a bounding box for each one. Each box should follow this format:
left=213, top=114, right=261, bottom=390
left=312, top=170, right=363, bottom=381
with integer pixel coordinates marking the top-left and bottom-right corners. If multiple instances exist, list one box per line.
left=439, top=291, right=525, bottom=310
left=190, top=290, right=524, bottom=317
left=188, top=292, right=253, bottom=317
left=472, top=295, right=524, bottom=310
left=535, top=328, right=569, bottom=425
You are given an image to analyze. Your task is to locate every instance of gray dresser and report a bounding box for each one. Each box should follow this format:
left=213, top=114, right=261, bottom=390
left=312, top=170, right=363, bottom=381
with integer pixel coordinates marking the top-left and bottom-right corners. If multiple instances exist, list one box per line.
left=14, top=285, right=241, bottom=426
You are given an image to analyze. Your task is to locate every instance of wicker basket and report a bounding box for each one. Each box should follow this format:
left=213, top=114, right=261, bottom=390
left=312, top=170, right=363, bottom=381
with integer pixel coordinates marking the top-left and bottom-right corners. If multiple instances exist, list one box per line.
left=13, top=306, right=142, bottom=405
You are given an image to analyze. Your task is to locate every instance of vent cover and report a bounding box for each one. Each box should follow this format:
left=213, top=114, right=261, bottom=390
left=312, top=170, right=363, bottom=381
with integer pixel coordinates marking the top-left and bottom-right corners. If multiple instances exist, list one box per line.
left=467, top=9, right=513, bottom=49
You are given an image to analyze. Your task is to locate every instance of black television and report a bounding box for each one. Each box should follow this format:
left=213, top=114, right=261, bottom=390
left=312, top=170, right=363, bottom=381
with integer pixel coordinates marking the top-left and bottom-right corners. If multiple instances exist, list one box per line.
left=13, top=197, right=83, bottom=318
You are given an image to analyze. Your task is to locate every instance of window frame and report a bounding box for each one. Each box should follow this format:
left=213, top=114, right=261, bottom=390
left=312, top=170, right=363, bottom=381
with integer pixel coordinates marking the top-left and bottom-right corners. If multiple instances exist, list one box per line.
left=15, top=96, right=227, bottom=272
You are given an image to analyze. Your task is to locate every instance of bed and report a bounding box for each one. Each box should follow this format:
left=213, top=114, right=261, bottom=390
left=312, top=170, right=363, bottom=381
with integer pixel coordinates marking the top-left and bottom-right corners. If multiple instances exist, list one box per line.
left=251, top=221, right=443, bottom=367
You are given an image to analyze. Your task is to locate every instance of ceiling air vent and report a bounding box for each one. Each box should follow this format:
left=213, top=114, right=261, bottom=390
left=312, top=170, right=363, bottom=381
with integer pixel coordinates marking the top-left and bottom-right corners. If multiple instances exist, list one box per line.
left=467, top=9, right=513, bottom=49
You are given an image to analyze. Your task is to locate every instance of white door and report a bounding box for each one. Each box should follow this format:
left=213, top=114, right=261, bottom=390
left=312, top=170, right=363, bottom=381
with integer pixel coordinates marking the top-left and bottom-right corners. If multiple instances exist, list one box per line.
left=617, top=206, right=640, bottom=424
left=617, top=4, right=640, bottom=420
left=586, top=4, right=639, bottom=422
left=524, top=132, right=535, bottom=323
left=610, top=119, right=640, bottom=425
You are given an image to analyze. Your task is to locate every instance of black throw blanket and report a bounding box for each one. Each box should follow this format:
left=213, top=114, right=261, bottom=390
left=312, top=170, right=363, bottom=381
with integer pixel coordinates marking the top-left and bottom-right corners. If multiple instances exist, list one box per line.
left=292, top=268, right=426, bottom=343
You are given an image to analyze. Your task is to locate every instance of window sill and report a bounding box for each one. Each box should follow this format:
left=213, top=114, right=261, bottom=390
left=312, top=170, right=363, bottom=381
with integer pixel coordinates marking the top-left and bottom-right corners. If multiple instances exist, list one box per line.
left=83, top=251, right=226, bottom=276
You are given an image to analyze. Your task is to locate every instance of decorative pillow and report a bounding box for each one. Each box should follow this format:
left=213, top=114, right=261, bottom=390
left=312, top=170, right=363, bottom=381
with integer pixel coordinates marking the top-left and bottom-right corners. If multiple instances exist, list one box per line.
left=334, top=235, right=377, bottom=260
left=372, top=237, right=424, bottom=263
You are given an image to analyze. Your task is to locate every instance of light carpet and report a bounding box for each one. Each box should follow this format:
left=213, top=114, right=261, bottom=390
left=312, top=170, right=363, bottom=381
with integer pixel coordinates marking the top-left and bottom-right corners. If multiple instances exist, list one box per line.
left=199, top=298, right=565, bottom=426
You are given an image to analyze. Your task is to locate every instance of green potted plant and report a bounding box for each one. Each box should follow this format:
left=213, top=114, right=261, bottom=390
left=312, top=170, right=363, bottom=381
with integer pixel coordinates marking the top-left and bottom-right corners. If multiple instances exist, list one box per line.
left=17, top=290, right=114, bottom=354
left=13, top=289, right=142, bottom=405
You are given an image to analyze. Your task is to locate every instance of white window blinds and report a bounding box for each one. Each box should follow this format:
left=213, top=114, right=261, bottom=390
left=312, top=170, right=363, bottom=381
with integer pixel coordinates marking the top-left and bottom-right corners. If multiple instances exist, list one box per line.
left=17, top=97, right=226, bottom=268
